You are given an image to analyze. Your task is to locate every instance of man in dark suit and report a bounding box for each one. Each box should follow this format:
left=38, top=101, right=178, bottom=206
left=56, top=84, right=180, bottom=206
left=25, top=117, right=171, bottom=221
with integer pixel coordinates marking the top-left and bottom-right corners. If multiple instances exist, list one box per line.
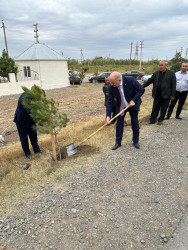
left=14, top=92, right=42, bottom=158
left=143, top=60, right=176, bottom=125
left=103, top=76, right=116, bottom=123
left=106, top=71, right=145, bottom=150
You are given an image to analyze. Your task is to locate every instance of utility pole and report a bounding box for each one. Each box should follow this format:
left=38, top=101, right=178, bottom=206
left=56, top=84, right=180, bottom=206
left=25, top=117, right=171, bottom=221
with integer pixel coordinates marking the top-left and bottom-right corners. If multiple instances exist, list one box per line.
left=185, top=48, right=188, bottom=59
left=139, top=41, right=144, bottom=71
left=80, top=48, right=84, bottom=64
left=33, top=23, right=39, bottom=43
left=1, top=20, right=8, bottom=55
left=129, top=41, right=133, bottom=69
left=134, top=41, right=139, bottom=60
left=180, top=47, right=183, bottom=56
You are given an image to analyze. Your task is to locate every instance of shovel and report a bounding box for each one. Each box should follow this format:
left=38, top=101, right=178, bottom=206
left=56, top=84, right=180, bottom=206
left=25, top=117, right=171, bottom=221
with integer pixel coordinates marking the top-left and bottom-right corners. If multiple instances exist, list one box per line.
left=65, top=105, right=130, bottom=156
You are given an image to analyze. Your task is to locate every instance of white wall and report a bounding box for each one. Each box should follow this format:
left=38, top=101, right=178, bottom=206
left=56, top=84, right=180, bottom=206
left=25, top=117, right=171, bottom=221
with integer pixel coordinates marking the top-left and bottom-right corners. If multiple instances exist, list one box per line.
left=39, top=60, right=69, bottom=89
left=0, top=60, right=70, bottom=97
left=0, top=74, right=41, bottom=97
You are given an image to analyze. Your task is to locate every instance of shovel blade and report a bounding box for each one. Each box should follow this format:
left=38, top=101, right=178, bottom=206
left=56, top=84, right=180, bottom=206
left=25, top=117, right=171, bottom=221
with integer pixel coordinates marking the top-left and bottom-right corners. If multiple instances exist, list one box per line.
left=65, top=143, right=78, bottom=156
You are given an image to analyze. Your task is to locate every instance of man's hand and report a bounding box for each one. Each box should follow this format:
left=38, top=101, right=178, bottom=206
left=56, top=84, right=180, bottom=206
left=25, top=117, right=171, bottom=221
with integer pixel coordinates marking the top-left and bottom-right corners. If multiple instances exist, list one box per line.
left=170, top=96, right=175, bottom=101
left=129, top=100, right=135, bottom=107
left=106, top=116, right=111, bottom=124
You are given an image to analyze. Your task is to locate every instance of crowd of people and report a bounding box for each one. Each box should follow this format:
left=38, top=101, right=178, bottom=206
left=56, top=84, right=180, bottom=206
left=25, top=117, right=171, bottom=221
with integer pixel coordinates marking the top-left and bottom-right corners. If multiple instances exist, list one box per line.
left=103, top=61, right=188, bottom=150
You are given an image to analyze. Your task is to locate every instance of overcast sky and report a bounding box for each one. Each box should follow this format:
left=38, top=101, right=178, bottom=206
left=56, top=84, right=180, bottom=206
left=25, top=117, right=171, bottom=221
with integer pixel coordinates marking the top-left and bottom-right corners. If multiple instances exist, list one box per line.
left=0, top=0, right=188, bottom=61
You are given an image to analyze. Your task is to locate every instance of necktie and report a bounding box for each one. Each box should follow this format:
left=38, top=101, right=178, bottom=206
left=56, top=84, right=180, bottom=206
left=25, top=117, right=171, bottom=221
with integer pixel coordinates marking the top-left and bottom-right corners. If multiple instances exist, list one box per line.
left=118, top=86, right=126, bottom=116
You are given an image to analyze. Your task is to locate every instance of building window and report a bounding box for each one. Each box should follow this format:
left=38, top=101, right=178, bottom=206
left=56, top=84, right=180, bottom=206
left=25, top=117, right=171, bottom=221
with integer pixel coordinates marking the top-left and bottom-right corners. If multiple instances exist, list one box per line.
left=23, top=66, right=31, bottom=77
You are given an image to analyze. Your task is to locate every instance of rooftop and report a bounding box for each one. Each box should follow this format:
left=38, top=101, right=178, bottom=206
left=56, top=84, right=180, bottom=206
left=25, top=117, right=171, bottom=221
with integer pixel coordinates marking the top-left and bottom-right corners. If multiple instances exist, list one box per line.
left=15, top=43, right=66, bottom=61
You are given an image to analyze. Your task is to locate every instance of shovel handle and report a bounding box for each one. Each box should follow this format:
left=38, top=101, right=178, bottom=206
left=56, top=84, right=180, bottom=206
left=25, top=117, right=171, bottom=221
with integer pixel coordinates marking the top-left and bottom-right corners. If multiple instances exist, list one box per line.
left=78, top=105, right=130, bottom=147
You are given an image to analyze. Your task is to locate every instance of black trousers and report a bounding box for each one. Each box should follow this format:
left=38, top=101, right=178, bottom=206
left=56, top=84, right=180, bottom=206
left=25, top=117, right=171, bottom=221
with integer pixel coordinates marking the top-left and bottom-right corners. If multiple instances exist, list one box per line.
left=150, top=92, right=170, bottom=122
left=16, top=125, right=41, bottom=156
left=116, top=107, right=139, bottom=144
left=166, top=91, right=188, bottom=118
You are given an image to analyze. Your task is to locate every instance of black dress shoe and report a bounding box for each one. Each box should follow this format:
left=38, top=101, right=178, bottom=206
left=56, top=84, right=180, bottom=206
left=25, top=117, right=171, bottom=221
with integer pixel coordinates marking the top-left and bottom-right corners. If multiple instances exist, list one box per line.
left=35, top=150, right=43, bottom=154
left=157, top=120, right=163, bottom=125
left=133, top=143, right=140, bottom=149
left=164, top=117, right=170, bottom=120
left=175, top=116, right=182, bottom=120
left=112, top=143, right=121, bottom=150
left=147, top=121, right=155, bottom=125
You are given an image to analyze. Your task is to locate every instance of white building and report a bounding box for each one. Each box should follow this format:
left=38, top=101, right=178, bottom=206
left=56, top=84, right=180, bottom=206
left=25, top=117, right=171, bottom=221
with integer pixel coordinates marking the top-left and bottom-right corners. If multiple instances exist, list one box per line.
left=15, top=43, right=69, bottom=90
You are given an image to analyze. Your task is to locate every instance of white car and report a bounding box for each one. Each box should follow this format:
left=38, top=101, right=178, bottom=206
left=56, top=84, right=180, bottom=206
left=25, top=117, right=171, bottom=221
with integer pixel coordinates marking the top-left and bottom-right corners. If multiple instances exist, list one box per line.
left=141, top=75, right=152, bottom=82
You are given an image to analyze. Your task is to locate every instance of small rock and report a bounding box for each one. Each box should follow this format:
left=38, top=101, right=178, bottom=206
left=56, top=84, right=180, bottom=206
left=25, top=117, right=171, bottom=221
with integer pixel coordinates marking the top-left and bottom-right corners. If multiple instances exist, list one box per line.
left=160, top=234, right=166, bottom=239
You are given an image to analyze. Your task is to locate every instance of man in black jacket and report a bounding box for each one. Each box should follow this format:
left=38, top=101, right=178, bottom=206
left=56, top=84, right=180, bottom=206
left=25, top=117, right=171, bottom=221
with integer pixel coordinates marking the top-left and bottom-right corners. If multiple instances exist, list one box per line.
left=103, top=76, right=116, bottom=123
left=143, top=60, right=176, bottom=125
left=14, top=92, right=42, bottom=158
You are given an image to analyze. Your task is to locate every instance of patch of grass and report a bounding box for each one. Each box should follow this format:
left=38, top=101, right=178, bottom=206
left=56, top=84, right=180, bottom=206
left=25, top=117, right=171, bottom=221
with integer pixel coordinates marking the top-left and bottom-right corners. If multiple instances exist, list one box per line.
left=0, top=84, right=154, bottom=216
left=182, top=101, right=188, bottom=110
left=46, top=166, right=57, bottom=176
left=0, top=167, right=11, bottom=181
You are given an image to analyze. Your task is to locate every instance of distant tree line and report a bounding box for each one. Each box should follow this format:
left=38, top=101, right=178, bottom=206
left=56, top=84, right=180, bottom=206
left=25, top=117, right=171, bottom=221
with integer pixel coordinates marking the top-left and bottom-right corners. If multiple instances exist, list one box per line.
left=68, top=53, right=188, bottom=74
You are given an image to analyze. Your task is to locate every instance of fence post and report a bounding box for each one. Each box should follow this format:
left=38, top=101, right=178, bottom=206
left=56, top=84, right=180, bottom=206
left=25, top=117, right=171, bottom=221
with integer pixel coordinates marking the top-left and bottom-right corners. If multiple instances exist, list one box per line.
left=9, top=73, right=16, bottom=83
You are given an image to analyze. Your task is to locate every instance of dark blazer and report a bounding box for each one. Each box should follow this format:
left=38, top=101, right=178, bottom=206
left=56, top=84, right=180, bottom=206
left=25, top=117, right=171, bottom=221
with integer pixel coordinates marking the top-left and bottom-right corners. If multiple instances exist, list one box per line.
left=14, top=93, right=35, bottom=128
left=106, top=76, right=145, bottom=116
left=142, top=69, right=176, bottom=99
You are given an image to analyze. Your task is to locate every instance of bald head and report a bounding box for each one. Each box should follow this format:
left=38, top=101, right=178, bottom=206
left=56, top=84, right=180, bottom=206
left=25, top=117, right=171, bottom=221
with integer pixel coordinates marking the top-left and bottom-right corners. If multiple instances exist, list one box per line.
left=159, top=60, right=168, bottom=72
left=109, top=71, right=122, bottom=87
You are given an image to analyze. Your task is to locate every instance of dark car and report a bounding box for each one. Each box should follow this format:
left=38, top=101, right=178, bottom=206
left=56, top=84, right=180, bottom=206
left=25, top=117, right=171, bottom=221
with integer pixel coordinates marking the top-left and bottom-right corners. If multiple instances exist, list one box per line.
left=88, top=75, right=97, bottom=83
left=88, top=72, right=111, bottom=83
left=69, top=70, right=82, bottom=85
left=122, top=70, right=144, bottom=80
left=97, top=72, right=111, bottom=83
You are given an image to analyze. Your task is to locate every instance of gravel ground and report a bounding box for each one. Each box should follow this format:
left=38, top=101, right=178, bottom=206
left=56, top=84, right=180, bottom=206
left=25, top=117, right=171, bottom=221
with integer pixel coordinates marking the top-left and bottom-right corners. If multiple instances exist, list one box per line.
left=0, top=111, right=188, bottom=250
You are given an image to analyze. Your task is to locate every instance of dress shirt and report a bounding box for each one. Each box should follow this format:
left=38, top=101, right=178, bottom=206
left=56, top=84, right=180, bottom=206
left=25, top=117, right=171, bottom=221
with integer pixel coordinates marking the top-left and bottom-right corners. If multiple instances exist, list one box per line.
left=119, top=82, right=129, bottom=107
left=175, top=71, right=188, bottom=92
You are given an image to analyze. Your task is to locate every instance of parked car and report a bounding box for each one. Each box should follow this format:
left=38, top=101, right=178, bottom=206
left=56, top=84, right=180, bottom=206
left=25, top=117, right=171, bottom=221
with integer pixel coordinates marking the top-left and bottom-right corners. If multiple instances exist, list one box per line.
left=141, top=75, right=152, bottom=82
left=97, top=72, right=111, bottom=83
left=88, top=75, right=97, bottom=83
left=122, top=70, right=144, bottom=80
left=88, top=72, right=111, bottom=83
left=69, top=70, right=82, bottom=85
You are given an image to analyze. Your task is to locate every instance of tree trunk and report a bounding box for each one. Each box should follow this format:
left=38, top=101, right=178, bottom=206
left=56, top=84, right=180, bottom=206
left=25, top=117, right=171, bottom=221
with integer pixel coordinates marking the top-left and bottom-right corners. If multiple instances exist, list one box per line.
left=50, top=126, right=57, bottom=161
